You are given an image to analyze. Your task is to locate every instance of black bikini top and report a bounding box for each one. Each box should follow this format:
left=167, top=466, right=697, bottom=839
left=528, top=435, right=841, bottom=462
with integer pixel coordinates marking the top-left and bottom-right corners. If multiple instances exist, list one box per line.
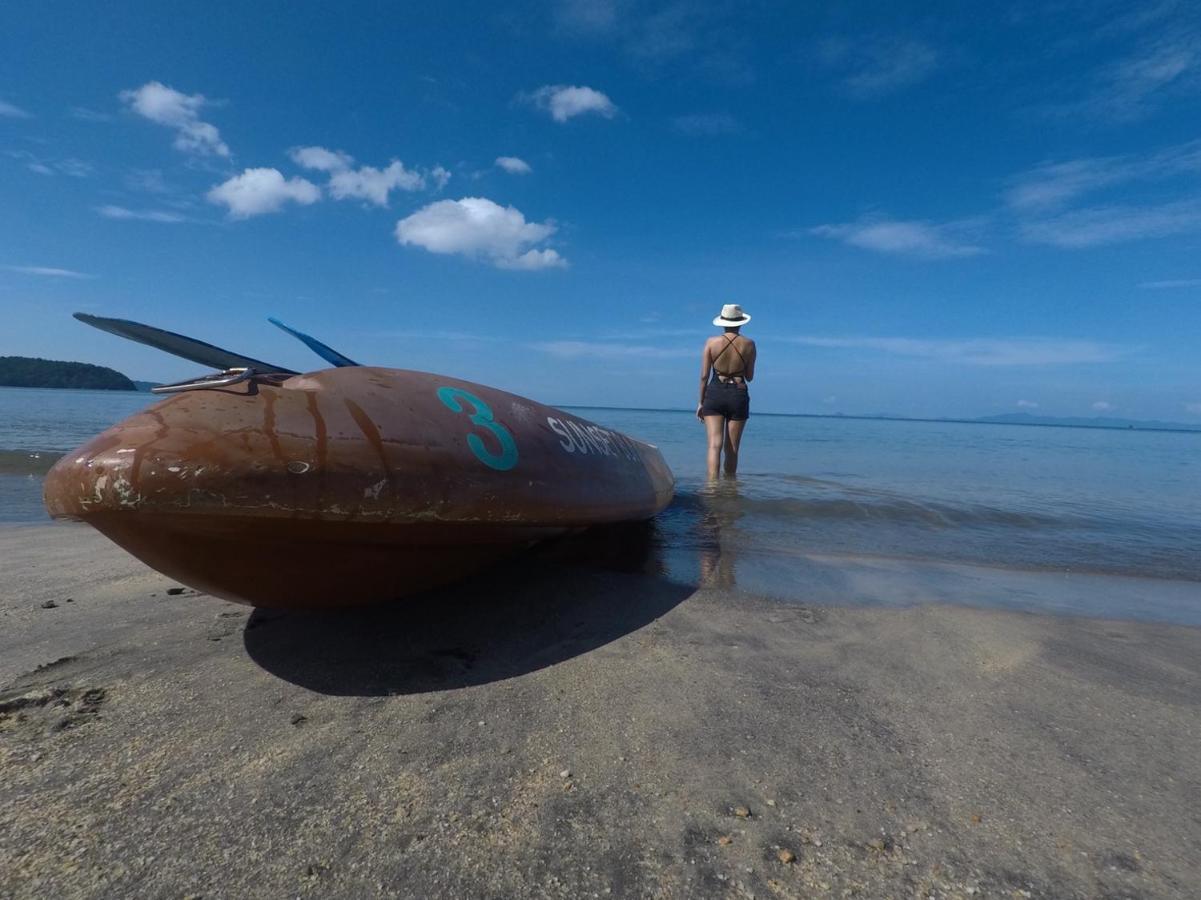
left=712, top=335, right=748, bottom=380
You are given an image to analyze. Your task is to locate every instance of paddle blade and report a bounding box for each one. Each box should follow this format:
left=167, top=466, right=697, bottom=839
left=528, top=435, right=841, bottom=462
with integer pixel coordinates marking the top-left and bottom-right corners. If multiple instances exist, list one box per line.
left=74, top=313, right=298, bottom=374
left=268, top=317, right=360, bottom=367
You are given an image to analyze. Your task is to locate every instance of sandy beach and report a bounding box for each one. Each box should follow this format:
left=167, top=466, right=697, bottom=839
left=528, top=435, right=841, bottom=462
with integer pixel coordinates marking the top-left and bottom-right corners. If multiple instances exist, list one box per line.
left=2, top=522, right=1199, bottom=899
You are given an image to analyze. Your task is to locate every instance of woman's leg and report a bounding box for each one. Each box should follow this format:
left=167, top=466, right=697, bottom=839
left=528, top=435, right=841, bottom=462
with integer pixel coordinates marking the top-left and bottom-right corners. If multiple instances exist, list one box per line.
left=723, top=418, right=747, bottom=476
left=704, top=414, right=726, bottom=480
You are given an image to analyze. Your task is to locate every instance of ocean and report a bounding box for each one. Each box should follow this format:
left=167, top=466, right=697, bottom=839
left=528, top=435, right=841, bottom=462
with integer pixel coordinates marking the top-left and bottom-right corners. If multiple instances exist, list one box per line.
left=3, top=386, right=1199, bottom=622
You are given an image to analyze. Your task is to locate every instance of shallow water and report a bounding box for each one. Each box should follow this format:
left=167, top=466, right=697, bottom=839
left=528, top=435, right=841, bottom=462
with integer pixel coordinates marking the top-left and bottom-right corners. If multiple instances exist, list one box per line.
left=2, top=387, right=1199, bottom=620
left=574, top=407, right=1201, bottom=587
left=0, top=387, right=156, bottom=527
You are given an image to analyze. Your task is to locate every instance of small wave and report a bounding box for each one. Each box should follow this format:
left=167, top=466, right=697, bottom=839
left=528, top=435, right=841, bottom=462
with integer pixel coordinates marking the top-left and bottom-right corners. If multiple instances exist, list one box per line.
left=661, top=486, right=1201, bottom=582
left=0, top=449, right=61, bottom=476
left=733, top=495, right=1065, bottom=528
left=672, top=478, right=1069, bottom=529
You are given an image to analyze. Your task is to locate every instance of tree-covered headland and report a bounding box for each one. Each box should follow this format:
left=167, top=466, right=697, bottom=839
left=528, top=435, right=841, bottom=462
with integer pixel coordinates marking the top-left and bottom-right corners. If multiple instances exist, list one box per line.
left=0, top=356, right=137, bottom=390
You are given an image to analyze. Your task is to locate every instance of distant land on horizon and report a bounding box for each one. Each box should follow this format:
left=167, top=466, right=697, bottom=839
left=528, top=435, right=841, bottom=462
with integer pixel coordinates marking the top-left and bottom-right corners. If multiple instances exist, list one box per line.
left=791, top=411, right=1201, bottom=432
left=972, top=412, right=1201, bottom=433
left=0, top=356, right=137, bottom=391
left=839, top=410, right=1200, bottom=432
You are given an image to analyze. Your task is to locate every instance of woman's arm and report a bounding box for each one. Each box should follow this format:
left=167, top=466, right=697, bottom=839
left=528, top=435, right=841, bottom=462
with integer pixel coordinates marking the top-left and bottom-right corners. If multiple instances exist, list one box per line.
left=743, top=341, right=756, bottom=382
left=697, top=341, right=712, bottom=419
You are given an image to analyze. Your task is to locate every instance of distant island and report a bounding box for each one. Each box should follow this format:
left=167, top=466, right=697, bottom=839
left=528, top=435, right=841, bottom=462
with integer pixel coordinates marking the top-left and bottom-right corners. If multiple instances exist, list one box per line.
left=975, top=412, right=1201, bottom=433
left=0, top=356, right=137, bottom=391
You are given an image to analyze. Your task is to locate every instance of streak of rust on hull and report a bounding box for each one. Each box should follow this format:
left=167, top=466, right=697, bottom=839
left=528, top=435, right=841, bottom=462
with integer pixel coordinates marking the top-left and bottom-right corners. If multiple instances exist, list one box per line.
left=44, top=367, right=674, bottom=609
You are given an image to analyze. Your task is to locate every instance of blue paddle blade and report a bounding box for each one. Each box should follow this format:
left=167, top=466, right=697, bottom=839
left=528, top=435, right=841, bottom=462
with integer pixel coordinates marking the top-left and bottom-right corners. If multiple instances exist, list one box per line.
left=268, top=317, right=360, bottom=368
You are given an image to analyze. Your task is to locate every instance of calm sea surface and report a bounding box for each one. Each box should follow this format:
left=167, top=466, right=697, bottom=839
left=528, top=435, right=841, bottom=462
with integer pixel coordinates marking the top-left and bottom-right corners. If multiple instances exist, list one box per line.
left=3, top=386, right=1199, bottom=619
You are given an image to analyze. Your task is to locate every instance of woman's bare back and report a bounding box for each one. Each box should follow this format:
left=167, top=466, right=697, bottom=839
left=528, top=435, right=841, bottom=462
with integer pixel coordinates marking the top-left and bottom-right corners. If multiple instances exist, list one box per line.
left=707, top=334, right=756, bottom=380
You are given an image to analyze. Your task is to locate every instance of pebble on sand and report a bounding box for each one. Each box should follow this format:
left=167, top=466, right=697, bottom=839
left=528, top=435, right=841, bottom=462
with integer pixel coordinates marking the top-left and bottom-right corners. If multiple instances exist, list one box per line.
left=40, top=600, right=58, bottom=609
left=777, top=849, right=796, bottom=864
left=733, top=806, right=751, bottom=818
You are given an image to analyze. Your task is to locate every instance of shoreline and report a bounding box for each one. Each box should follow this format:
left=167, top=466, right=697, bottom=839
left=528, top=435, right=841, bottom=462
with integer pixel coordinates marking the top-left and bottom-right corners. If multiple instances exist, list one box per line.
left=3, top=523, right=1199, bottom=897
left=690, top=546, right=1201, bottom=625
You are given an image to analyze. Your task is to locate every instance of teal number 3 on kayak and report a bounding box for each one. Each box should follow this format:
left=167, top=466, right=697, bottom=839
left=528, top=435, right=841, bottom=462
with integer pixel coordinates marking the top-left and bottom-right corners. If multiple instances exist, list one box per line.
left=436, top=386, right=519, bottom=471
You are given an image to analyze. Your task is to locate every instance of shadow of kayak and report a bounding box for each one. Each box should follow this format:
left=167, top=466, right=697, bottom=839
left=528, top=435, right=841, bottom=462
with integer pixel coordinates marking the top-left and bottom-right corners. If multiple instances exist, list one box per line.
left=241, top=522, right=694, bottom=696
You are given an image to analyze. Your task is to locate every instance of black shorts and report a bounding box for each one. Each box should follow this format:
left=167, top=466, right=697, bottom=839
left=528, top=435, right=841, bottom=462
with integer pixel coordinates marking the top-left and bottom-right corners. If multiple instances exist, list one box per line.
left=702, top=380, right=749, bottom=421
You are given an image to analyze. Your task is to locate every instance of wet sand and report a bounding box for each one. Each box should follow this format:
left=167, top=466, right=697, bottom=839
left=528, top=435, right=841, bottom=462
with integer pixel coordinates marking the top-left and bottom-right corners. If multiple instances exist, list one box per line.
left=2, top=522, right=1200, bottom=899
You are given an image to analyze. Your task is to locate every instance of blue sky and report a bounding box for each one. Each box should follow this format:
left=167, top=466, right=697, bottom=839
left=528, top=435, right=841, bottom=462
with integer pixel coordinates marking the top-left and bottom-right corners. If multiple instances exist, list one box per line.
left=2, top=0, right=1199, bottom=419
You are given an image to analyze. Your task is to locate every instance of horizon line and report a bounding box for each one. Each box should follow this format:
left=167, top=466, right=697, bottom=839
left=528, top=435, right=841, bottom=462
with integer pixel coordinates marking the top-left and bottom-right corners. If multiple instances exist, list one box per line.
left=558, top=404, right=1201, bottom=434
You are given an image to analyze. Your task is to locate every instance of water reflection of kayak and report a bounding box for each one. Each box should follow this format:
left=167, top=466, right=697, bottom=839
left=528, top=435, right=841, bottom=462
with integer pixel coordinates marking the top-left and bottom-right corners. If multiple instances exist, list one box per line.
left=44, top=317, right=673, bottom=609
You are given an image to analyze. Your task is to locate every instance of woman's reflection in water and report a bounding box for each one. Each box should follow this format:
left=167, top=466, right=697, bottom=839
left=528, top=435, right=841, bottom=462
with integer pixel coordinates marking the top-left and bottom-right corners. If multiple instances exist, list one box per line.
left=696, top=479, right=744, bottom=589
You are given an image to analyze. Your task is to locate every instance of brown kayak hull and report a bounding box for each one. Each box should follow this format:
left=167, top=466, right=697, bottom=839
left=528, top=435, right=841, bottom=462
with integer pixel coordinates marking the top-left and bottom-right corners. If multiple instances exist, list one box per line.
left=44, top=367, right=674, bottom=608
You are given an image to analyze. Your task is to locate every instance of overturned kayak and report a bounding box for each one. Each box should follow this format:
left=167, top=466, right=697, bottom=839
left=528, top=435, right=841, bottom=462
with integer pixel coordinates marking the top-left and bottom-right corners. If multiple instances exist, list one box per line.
left=44, top=361, right=673, bottom=609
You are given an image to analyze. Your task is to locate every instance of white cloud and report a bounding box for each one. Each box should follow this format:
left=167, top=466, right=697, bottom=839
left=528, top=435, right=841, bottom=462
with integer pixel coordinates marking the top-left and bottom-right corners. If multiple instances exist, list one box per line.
left=120, top=81, right=230, bottom=157
left=430, top=166, right=451, bottom=190
left=289, top=146, right=354, bottom=172
left=532, top=340, right=690, bottom=359
left=15, top=151, right=93, bottom=177
left=625, top=5, right=701, bottom=64
left=96, top=205, right=187, bottom=223
left=554, top=0, right=619, bottom=35
left=809, top=216, right=984, bottom=259
left=395, top=197, right=567, bottom=270
left=1005, top=141, right=1201, bottom=212
left=0, top=99, right=31, bottom=118
left=612, top=4, right=753, bottom=84
left=368, top=329, right=505, bottom=343
left=501, top=249, right=568, bottom=271
left=291, top=145, right=435, bottom=206
left=71, top=107, right=114, bottom=123
left=1007, top=142, right=1201, bottom=248
left=1016, top=399, right=1040, bottom=409
left=1140, top=278, right=1201, bottom=289
left=3, top=265, right=94, bottom=279
left=671, top=113, right=740, bottom=135
left=329, top=161, right=424, bottom=206
left=1019, top=200, right=1201, bottom=248
left=1007, top=158, right=1127, bottom=212
left=529, top=85, right=617, bottom=122
left=56, top=159, right=92, bottom=177
left=125, top=169, right=172, bottom=194
left=495, top=156, right=532, bottom=175
left=816, top=36, right=940, bottom=98
left=1071, top=30, right=1201, bottom=122
left=788, top=335, right=1129, bottom=366
left=207, top=168, right=321, bottom=218
left=1092, top=401, right=1115, bottom=412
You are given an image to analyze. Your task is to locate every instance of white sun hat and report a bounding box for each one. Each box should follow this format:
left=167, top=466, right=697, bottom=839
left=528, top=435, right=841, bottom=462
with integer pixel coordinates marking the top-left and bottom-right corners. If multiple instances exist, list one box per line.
left=713, top=303, right=751, bottom=327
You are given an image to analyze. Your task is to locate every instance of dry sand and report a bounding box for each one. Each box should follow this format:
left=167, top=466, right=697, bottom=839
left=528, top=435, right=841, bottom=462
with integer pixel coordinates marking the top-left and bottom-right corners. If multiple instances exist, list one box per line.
left=2, top=522, right=1199, bottom=899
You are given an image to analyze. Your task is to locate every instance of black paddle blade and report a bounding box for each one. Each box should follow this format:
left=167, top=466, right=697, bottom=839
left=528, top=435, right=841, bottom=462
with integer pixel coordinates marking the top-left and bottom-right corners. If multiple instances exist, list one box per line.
left=73, top=313, right=299, bottom=375
left=268, top=317, right=360, bottom=367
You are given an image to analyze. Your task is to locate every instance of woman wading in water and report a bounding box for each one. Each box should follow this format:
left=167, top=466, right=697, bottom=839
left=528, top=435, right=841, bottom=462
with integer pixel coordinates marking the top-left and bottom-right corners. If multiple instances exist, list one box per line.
left=697, top=304, right=756, bottom=479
